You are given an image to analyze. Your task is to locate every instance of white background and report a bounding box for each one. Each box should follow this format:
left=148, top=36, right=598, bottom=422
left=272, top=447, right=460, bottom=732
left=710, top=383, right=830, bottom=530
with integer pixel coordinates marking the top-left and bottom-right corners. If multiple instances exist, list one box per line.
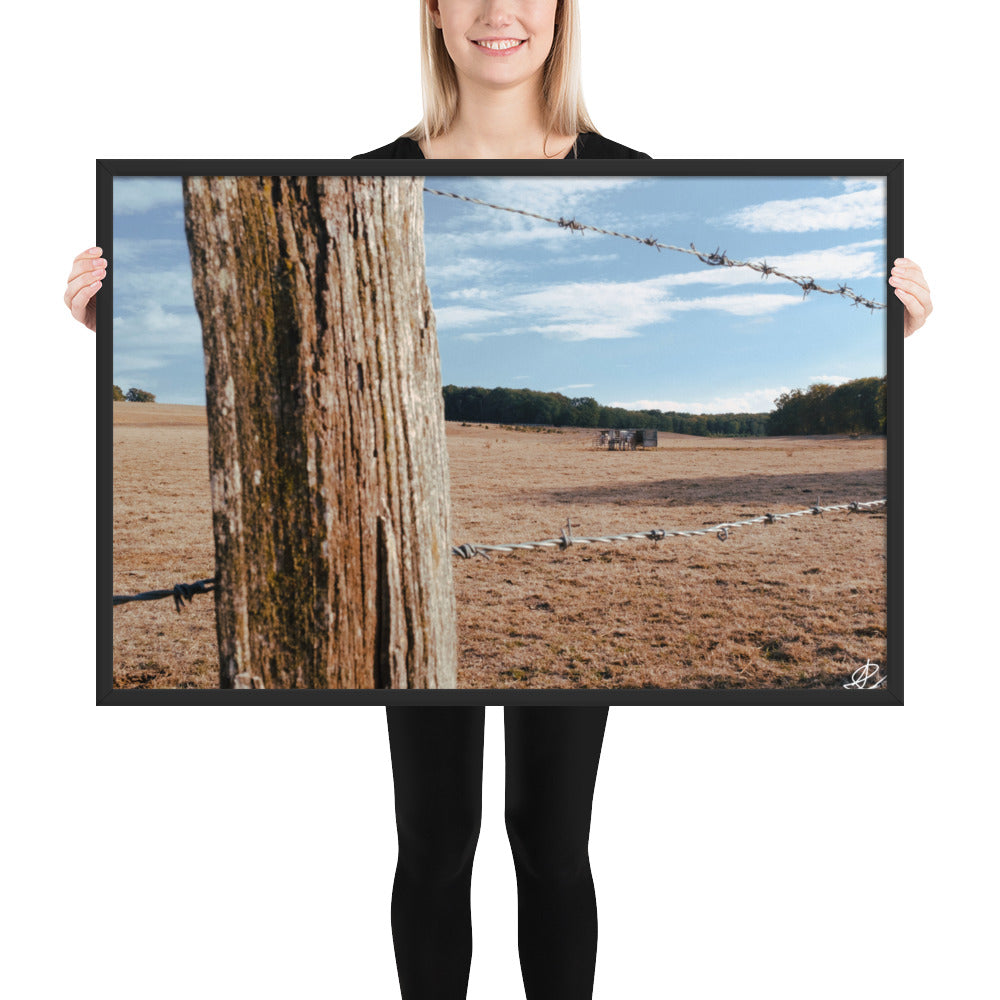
left=3, top=2, right=996, bottom=998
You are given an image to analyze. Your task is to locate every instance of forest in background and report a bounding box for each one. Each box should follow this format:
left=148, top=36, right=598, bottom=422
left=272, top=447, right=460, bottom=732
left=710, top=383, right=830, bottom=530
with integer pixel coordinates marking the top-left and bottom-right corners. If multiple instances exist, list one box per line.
left=442, top=377, right=886, bottom=437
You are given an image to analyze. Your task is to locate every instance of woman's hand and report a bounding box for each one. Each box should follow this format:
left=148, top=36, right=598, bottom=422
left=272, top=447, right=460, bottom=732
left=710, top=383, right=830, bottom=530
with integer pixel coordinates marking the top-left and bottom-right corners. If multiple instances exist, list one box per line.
left=64, top=247, right=107, bottom=332
left=888, top=258, right=932, bottom=337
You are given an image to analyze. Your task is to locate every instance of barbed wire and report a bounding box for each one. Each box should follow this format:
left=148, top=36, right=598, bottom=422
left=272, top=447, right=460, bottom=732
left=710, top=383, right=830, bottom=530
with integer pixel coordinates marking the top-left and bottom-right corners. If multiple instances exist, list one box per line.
left=423, top=187, right=886, bottom=311
left=113, top=500, right=886, bottom=607
left=113, top=576, right=217, bottom=611
left=451, top=498, right=886, bottom=560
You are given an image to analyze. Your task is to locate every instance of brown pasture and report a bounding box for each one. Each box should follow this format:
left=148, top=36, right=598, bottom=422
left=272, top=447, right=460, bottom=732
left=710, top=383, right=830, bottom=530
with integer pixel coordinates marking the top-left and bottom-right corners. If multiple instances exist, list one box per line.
left=113, top=403, right=887, bottom=690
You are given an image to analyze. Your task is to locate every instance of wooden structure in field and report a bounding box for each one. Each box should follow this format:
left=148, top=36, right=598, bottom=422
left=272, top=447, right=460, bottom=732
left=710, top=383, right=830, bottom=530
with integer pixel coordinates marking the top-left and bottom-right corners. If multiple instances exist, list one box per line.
left=598, top=429, right=658, bottom=450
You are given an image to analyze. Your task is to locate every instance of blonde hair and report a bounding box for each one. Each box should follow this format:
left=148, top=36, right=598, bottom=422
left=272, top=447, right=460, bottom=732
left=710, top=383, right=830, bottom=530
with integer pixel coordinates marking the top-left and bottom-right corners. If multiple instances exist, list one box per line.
left=404, top=0, right=599, bottom=153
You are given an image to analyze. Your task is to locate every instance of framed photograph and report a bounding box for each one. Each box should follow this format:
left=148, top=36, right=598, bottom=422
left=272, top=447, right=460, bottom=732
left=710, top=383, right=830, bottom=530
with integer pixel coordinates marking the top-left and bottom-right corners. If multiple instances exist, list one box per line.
left=99, top=158, right=902, bottom=705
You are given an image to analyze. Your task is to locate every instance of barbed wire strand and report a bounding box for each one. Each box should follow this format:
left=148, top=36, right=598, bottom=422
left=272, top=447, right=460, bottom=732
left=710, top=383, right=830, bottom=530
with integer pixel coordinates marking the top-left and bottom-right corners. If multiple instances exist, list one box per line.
left=114, top=497, right=888, bottom=612
left=114, top=500, right=886, bottom=608
left=451, top=499, right=886, bottom=560
left=423, top=188, right=886, bottom=312
left=113, top=577, right=217, bottom=611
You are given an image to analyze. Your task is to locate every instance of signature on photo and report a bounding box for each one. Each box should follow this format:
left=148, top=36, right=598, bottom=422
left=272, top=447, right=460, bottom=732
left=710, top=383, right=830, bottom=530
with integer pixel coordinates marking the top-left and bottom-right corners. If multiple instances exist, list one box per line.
left=843, top=658, right=886, bottom=690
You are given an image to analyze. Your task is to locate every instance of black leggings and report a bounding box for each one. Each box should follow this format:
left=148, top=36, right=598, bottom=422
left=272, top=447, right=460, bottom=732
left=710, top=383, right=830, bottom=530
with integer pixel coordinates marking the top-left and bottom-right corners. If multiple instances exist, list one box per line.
left=386, top=706, right=610, bottom=1000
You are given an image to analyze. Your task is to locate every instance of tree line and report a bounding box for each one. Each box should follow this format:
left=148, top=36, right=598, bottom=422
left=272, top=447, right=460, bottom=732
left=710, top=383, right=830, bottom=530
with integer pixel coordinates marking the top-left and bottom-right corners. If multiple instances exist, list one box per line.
left=768, top=377, right=885, bottom=435
left=443, top=384, right=768, bottom=436
left=443, top=378, right=886, bottom=437
left=113, top=385, right=156, bottom=402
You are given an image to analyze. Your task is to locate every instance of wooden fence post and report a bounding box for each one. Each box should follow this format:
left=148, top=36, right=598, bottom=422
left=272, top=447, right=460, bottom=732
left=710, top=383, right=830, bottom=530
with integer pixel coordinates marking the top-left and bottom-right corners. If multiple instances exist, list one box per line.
left=182, top=175, right=456, bottom=689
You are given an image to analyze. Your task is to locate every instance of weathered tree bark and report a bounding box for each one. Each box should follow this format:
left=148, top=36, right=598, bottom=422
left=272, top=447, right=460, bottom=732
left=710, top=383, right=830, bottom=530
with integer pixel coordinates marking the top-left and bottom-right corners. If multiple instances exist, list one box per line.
left=182, top=176, right=456, bottom=689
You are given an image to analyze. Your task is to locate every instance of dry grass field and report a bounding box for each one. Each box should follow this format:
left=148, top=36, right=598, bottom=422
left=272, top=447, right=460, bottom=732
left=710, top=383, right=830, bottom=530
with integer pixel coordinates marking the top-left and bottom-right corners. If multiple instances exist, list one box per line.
left=113, top=402, right=887, bottom=690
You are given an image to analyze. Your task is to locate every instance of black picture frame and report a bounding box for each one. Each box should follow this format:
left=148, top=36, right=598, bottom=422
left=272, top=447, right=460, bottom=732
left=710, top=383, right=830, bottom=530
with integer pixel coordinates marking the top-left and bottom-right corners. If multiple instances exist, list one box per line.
left=98, top=158, right=903, bottom=706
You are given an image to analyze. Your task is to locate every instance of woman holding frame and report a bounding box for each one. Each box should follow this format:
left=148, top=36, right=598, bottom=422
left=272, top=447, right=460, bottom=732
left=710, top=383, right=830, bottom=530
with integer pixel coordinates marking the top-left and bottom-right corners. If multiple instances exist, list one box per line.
left=66, top=3, right=932, bottom=998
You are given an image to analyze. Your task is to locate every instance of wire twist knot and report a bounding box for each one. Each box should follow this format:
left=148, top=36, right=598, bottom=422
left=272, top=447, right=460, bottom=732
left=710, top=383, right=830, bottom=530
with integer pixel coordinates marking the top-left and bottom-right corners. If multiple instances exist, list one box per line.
left=172, top=578, right=215, bottom=613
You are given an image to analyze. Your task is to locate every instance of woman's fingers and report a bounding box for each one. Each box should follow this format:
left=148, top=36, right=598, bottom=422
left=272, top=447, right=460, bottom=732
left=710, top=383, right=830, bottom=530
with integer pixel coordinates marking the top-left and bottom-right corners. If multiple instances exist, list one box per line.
left=66, top=258, right=107, bottom=290
left=892, top=285, right=933, bottom=337
left=68, top=277, right=102, bottom=330
left=893, top=286, right=922, bottom=309
left=64, top=246, right=107, bottom=328
left=63, top=265, right=106, bottom=308
left=888, top=275, right=931, bottom=305
left=889, top=258, right=929, bottom=294
left=888, top=257, right=933, bottom=337
left=65, top=247, right=107, bottom=295
left=67, top=246, right=106, bottom=283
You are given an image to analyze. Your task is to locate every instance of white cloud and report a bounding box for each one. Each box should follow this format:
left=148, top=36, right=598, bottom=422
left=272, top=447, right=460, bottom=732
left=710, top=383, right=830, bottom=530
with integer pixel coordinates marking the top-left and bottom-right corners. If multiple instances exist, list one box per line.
left=440, top=287, right=497, bottom=302
left=496, top=276, right=801, bottom=341
left=424, top=218, right=574, bottom=256
left=530, top=322, right=641, bottom=341
left=114, top=265, right=197, bottom=309
left=432, top=305, right=507, bottom=328
left=113, top=302, right=202, bottom=348
left=548, top=252, right=620, bottom=266
left=839, top=178, right=883, bottom=193
left=718, top=183, right=885, bottom=232
left=455, top=176, right=648, bottom=218
left=456, top=329, right=525, bottom=342
left=514, top=279, right=671, bottom=326
left=808, top=374, right=855, bottom=385
left=657, top=239, right=885, bottom=287
left=458, top=322, right=635, bottom=342
left=446, top=268, right=806, bottom=342
left=659, top=293, right=800, bottom=317
left=113, top=354, right=171, bottom=374
left=113, top=178, right=184, bottom=215
left=112, top=238, right=190, bottom=266
left=425, top=257, right=511, bottom=284
left=612, top=387, right=792, bottom=415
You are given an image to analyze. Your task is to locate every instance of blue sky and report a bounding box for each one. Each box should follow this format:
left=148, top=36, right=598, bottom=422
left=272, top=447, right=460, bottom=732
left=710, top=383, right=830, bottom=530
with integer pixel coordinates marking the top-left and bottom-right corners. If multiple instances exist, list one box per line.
left=113, top=174, right=886, bottom=413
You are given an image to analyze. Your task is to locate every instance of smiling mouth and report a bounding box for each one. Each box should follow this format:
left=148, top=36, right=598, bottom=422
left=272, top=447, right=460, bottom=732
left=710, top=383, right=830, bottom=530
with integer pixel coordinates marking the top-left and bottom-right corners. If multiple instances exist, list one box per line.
left=472, top=38, right=527, bottom=51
